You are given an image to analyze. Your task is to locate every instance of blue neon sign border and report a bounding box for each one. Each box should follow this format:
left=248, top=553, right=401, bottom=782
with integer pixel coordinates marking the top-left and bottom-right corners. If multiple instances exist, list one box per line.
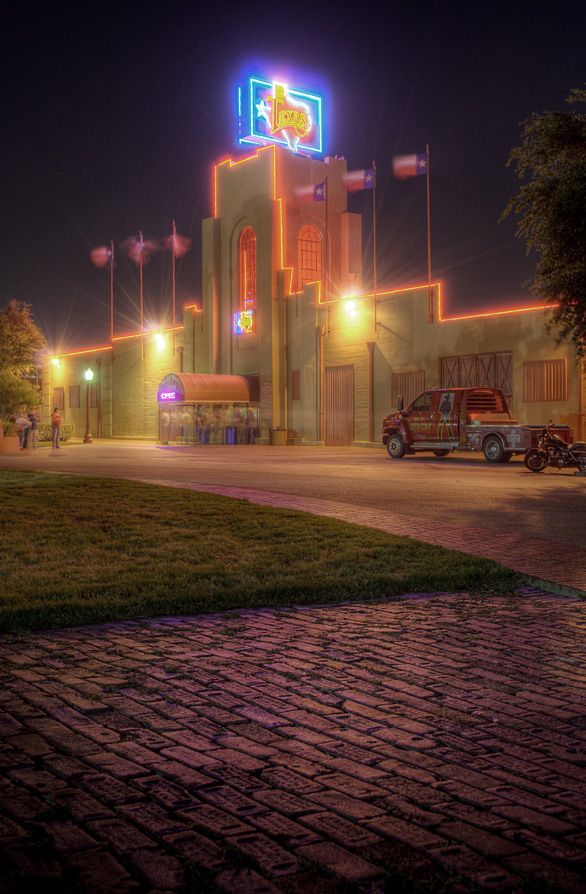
left=238, top=76, right=324, bottom=156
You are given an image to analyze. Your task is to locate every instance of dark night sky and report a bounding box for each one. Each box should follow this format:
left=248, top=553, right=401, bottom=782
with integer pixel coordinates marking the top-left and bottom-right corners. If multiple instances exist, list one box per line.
left=1, top=1, right=584, bottom=351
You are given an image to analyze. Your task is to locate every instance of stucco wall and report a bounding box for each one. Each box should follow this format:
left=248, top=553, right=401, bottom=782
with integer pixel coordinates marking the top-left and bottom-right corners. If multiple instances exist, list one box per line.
left=42, top=329, right=184, bottom=440
left=318, top=287, right=583, bottom=443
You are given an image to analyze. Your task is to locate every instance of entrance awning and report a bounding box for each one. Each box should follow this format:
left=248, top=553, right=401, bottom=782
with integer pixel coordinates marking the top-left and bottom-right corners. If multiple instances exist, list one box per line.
left=157, top=373, right=251, bottom=404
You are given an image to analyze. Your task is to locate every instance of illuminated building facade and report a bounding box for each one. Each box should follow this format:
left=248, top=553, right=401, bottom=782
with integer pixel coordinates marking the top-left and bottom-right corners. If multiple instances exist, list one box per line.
left=42, top=78, right=585, bottom=445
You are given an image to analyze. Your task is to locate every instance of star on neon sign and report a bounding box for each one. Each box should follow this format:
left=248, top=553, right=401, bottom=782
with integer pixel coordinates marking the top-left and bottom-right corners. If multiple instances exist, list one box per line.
left=256, top=99, right=271, bottom=125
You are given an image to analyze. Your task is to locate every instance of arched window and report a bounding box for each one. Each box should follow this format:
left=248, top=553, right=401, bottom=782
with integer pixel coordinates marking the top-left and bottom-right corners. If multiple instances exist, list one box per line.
left=297, top=225, right=322, bottom=290
left=239, top=227, right=256, bottom=311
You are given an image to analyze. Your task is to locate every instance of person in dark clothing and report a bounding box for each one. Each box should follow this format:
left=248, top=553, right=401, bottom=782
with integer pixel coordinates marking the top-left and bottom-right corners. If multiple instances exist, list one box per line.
left=27, top=408, right=40, bottom=449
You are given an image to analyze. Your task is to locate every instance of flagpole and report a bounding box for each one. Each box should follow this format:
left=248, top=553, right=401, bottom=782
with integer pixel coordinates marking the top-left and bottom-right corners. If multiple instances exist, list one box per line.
left=426, top=144, right=433, bottom=323
left=110, top=240, right=115, bottom=342
left=372, top=160, right=378, bottom=330
left=139, top=231, right=144, bottom=359
left=172, top=220, right=176, bottom=357
left=139, top=231, right=144, bottom=331
left=325, top=176, right=330, bottom=332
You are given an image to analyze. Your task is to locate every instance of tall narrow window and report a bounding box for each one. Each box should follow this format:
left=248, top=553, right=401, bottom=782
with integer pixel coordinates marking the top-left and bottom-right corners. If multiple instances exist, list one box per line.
left=298, top=225, right=322, bottom=290
left=239, top=227, right=256, bottom=311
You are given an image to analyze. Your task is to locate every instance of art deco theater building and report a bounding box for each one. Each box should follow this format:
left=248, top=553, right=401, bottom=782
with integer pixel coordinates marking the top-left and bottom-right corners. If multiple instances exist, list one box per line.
left=43, top=78, right=585, bottom=446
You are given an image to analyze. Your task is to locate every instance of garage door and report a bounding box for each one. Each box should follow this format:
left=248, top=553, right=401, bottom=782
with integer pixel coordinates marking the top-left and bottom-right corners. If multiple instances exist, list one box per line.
left=325, top=365, right=354, bottom=446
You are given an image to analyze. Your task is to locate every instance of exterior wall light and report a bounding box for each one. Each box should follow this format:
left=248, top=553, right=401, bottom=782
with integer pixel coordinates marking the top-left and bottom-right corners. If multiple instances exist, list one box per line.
left=344, top=300, right=359, bottom=320
left=84, top=368, right=94, bottom=382
left=51, top=357, right=61, bottom=367
left=155, top=332, right=166, bottom=351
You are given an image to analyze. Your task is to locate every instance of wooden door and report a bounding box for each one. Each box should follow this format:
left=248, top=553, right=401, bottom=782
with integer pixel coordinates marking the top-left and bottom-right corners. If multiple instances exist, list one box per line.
left=325, top=365, right=354, bottom=446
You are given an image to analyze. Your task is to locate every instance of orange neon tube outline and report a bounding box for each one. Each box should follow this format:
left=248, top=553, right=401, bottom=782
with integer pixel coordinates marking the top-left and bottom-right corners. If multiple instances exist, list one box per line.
left=213, top=145, right=276, bottom=218
left=52, top=325, right=186, bottom=358
left=112, top=324, right=184, bottom=343
left=49, top=345, right=112, bottom=360
left=439, top=303, right=556, bottom=322
left=317, top=279, right=553, bottom=321
left=273, top=146, right=284, bottom=269
left=315, top=280, right=442, bottom=305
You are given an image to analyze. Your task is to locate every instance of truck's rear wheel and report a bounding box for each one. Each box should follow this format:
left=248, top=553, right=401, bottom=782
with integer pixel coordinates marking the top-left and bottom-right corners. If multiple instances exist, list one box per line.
left=386, top=434, right=406, bottom=459
left=483, top=435, right=505, bottom=463
left=432, top=449, right=450, bottom=457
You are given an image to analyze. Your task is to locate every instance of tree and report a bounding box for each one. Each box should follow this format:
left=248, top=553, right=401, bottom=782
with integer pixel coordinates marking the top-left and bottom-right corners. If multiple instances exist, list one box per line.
left=503, top=87, right=586, bottom=356
left=0, top=300, right=46, bottom=431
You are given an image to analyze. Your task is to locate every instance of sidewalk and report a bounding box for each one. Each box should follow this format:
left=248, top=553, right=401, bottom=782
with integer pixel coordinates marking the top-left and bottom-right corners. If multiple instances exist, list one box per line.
left=1, top=589, right=584, bottom=892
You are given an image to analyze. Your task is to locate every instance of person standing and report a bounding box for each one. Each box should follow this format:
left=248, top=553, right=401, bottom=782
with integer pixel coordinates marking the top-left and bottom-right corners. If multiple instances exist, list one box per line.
left=245, top=407, right=257, bottom=445
left=27, top=408, right=40, bottom=449
left=198, top=408, right=210, bottom=445
left=15, top=404, right=32, bottom=450
left=51, top=407, right=62, bottom=449
left=160, top=409, right=170, bottom=445
left=232, top=406, right=244, bottom=444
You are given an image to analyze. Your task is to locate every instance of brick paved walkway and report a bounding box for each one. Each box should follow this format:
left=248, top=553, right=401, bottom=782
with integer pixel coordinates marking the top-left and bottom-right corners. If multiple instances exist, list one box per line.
left=142, top=480, right=586, bottom=594
left=1, top=590, right=584, bottom=892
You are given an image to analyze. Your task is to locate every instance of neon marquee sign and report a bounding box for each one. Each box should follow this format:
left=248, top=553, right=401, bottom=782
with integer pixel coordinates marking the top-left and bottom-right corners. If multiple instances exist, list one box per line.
left=157, top=373, right=184, bottom=403
left=233, top=310, right=256, bottom=335
left=238, top=76, right=323, bottom=155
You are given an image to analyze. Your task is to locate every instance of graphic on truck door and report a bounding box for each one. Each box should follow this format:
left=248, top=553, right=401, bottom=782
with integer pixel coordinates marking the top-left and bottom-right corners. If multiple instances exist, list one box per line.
left=408, top=392, right=437, bottom=442
left=438, top=391, right=455, bottom=440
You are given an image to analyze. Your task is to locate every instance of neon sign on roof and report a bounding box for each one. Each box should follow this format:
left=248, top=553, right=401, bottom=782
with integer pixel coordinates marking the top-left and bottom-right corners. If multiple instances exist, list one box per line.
left=238, top=76, right=323, bottom=155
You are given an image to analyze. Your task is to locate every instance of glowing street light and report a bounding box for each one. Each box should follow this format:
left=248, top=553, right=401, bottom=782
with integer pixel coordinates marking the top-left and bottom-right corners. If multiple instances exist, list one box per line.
left=83, top=368, right=94, bottom=444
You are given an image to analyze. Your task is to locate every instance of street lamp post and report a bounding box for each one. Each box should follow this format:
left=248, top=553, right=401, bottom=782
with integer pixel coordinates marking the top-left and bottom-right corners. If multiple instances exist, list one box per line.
left=84, top=368, right=94, bottom=444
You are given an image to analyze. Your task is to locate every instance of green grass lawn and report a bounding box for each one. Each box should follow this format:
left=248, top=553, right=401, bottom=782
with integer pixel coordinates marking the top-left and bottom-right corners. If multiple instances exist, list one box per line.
left=0, top=470, right=520, bottom=632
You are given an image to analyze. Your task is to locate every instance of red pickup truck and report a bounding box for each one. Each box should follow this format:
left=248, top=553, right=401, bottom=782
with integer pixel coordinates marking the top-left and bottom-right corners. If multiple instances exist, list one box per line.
left=381, top=387, right=572, bottom=463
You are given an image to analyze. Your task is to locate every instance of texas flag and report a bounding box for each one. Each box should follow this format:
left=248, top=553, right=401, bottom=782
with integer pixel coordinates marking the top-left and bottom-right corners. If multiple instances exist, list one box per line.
left=392, top=153, right=428, bottom=179
left=294, top=181, right=326, bottom=202
left=343, top=168, right=376, bottom=191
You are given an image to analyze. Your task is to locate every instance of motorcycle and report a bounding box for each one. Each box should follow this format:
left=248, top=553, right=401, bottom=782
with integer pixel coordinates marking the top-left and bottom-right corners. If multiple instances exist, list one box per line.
left=524, top=421, right=586, bottom=473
